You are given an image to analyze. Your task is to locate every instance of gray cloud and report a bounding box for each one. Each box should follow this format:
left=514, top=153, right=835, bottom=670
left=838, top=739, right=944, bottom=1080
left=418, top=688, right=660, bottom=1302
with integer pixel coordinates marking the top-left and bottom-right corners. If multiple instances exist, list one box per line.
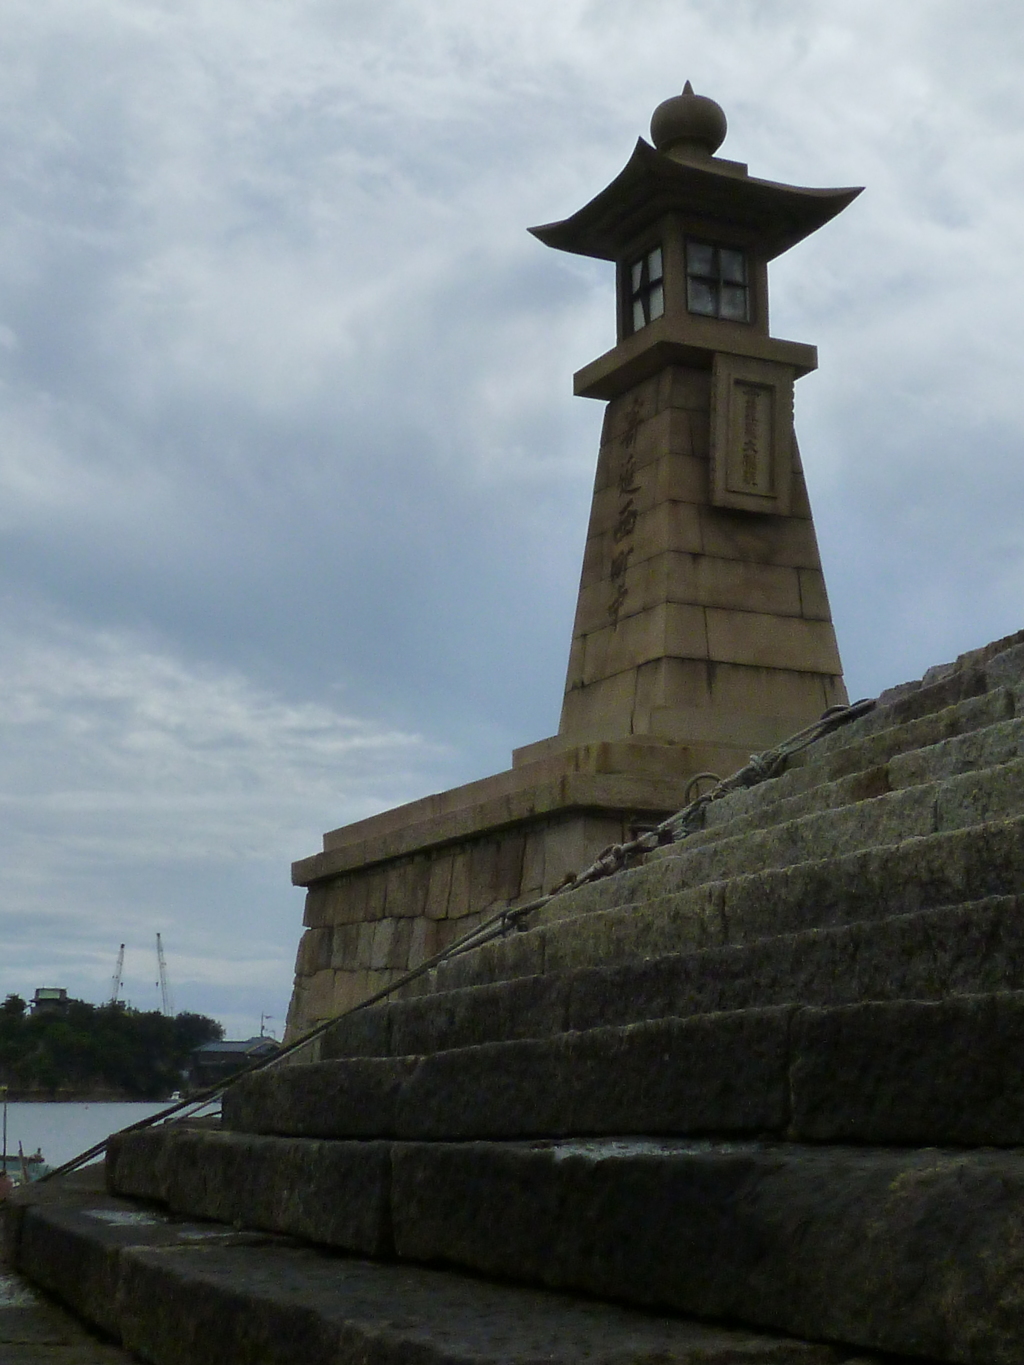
left=0, top=601, right=440, bottom=1032
left=0, top=0, right=1022, bottom=1031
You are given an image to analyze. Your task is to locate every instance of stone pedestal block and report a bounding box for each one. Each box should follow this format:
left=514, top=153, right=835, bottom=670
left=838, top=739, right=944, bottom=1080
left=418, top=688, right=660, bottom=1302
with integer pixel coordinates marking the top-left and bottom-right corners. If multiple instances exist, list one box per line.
left=286, top=738, right=705, bottom=1039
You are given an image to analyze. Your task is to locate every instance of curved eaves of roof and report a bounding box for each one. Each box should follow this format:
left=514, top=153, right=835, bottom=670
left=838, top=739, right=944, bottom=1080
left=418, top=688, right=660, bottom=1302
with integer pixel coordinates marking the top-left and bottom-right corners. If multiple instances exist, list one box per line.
left=529, top=139, right=862, bottom=263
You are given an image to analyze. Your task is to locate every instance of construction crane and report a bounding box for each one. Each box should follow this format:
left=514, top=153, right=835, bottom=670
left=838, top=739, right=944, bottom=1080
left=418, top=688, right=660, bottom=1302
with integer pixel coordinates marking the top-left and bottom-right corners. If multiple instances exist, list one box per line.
left=155, top=933, right=174, bottom=1017
left=109, top=944, right=125, bottom=1005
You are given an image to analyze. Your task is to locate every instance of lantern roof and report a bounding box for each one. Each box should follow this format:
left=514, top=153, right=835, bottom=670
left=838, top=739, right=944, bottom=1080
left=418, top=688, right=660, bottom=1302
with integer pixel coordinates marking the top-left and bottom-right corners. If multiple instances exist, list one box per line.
left=529, top=136, right=861, bottom=264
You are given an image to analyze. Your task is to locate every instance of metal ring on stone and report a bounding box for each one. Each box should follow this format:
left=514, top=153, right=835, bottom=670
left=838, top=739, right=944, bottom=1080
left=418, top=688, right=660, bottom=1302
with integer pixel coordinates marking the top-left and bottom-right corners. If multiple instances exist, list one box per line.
left=685, top=772, right=721, bottom=802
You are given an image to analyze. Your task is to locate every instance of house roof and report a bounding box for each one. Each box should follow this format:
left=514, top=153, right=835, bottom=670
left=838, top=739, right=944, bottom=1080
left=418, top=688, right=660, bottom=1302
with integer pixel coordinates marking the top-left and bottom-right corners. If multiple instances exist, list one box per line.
left=193, top=1037, right=278, bottom=1056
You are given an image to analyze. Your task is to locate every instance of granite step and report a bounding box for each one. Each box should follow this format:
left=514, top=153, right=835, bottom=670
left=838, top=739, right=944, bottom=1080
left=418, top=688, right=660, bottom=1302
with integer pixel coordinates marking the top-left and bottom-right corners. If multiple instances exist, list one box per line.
left=798, top=636, right=1024, bottom=759
left=15, top=644, right=1024, bottom=1365
left=431, top=814, right=1024, bottom=990
left=6, top=1175, right=879, bottom=1365
left=186, top=989, right=1024, bottom=1144
left=0, top=1266, right=135, bottom=1364
left=645, top=755, right=1023, bottom=877
left=385, top=661, right=1024, bottom=1002
left=671, top=643, right=1023, bottom=844
left=526, top=753, right=1024, bottom=933
left=318, top=895, right=1024, bottom=1059
left=386, top=1135, right=1024, bottom=1364
left=96, top=1129, right=1024, bottom=1364
left=686, top=709, right=1024, bottom=855
left=702, top=686, right=1015, bottom=830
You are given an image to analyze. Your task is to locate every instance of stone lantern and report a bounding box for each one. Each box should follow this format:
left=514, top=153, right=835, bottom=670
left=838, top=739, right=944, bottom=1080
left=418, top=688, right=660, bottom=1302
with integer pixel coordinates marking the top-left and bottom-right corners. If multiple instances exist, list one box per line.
left=285, top=87, right=862, bottom=1040
left=518, top=82, right=861, bottom=770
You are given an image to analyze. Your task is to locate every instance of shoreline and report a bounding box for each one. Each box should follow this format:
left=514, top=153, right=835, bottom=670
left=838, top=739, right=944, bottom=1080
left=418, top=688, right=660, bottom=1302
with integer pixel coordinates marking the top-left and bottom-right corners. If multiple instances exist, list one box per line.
left=1, top=1091, right=172, bottom=1104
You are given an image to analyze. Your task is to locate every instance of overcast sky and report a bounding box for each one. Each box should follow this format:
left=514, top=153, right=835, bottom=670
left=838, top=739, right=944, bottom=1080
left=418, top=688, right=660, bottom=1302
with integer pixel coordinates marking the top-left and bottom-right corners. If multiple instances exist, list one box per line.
left=1, top=1, right=1022, bottom=1036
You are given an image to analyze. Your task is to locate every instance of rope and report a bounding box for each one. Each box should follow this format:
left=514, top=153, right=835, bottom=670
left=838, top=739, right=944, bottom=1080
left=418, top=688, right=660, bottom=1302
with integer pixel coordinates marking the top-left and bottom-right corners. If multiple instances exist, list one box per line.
left=38, top=696, right=875, bottom=1184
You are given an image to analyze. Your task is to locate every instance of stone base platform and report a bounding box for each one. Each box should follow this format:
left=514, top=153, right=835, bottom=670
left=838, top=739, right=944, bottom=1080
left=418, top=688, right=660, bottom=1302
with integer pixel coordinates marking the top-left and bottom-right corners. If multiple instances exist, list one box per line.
left=287, top=732, right=760, bottom=1039
left=0, top=1221, right=134, bottom=1364
left=12, top=632, right=1024, bottom=1363
left=76, top=625, right=1024, bottom=1365
left=3, top=1168, right=876, bottom=1365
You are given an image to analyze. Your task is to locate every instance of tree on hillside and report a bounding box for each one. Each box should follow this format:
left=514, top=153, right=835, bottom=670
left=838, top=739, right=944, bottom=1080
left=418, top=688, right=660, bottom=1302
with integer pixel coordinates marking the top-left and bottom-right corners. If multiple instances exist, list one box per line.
left=0, top=1000, right=223, bottom=1099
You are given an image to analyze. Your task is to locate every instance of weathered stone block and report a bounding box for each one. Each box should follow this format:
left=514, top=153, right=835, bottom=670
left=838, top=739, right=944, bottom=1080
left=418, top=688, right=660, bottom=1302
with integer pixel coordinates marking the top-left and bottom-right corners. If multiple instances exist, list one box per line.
left=304, top=970, right=335, bottom=1023
left=705, top=660, right=835, bottom=719
left=688, top=407, right=711, bottom=460
left=696, top=557, right=803, bottom=617
left=541, top=885, right=725, bottom=975
left=719, top=817, right=1024, bottom=943
left=400, top=1010, right=791, bottom=1140
left=108, top=1129, right=393, bottom=1256
left=574, top=535, right=605, bottom=594
left=936, top=757, right=1024, bottom=831
left=467, top=840, right=500, bottom=913
left=581, top=602, right=708, bottom=687
left=407, top=916, right=436, bottom=970
left=424, top=855, right=453, bottom=919
left=387, top=975, right=567, bottom=1058
left=495, top=833, right=526, bottom=902
left=320, top=999, right=392, bottom=1059
left=693, top=764, right=891, bottom=845
left=698, top=506, right=821, bottom=569
left=223, top=1057, right=416, bottom=1138
left=445, top=849, right=472, bottom=919
left=886, top=665, right=988, bottom=727
left=654, top=451, right=707, bottom=503
left=384, top=857, right=431, bottom=919
left=301, top=886, right=330, bottom=928
left=369, top=918, right=413, bottom=971
left=15, top=1191, right=852, bottom=1365
left=797, top=568, right=831, bottom=620
left=665, top=365, right=712, bottom=412
left=789, top=993, right=1024, bottom=1145
left=887, top=717, right=1024, bottom=790
left=364, top=869, right=389, bottom=920
left=434, top=923, right=546, bottom=992
left=331, top=969, right=375, bottom=1016
left=789, top=466, right=813, bottom=519
left=390, top=1138, right=1024, bottom=1363
left=705, top=608, right=842, bottom=674
left=520, top=831, right=546, bottom=899
left=16, top=1202, right=182, bottom=1340
left=329, top=921, right=361, bottom=970
left=433, top=916, right=483, bottom=957
left=578, top=554, right=808, bottom=639
left=559, top=668, right=637, bottom=740
left=212, top=1008, right=793, bottom=1143
left=646, top=782, right=936, bottom=891
left=809, top=689, right=1013, bottom=780
left=321, top=872, right=371, bottom=926
left=354, top=919, right=376, bottom=969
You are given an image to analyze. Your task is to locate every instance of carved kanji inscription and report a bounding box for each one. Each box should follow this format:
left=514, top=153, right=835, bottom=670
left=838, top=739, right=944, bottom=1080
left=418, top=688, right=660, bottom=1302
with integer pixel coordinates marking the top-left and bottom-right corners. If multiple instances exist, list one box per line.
left=710, top=355, right=795, bottom=515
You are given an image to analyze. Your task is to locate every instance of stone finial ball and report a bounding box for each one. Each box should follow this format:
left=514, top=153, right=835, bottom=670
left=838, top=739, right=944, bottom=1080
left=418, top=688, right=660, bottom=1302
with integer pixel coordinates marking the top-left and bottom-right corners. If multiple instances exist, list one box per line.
left=650, top=81, right=727, bottom=155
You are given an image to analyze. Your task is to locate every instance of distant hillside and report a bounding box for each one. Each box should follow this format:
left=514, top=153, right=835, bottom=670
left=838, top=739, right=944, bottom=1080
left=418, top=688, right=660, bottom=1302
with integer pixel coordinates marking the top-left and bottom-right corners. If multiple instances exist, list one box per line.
left=0, top=994, right=222, bottom=1100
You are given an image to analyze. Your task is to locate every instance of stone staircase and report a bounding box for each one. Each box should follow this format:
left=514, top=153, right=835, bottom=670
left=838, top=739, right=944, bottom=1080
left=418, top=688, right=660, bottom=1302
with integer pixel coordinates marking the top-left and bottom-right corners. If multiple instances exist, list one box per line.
left=10, top=631, right=1024, bottom=1365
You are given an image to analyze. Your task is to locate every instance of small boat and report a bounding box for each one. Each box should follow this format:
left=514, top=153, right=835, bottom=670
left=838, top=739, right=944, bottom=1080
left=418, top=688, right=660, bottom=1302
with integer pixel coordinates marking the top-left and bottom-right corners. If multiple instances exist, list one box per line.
left=1, top=1148, right=46, bottom=1170
left=0, top=1145, right=46, bottom=1186
left=1, top=1089, right=48, bottom=1193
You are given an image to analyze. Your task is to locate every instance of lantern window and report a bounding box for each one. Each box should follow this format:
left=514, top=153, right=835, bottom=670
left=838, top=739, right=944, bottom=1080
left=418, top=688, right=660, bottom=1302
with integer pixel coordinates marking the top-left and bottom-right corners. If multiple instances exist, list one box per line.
left=627, top=246, right=664, bottom=333
left=686, top=241, right=749, bottom=321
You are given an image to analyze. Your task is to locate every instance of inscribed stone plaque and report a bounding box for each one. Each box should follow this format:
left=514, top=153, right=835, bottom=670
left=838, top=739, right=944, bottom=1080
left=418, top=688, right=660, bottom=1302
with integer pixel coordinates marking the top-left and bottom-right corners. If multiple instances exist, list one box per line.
left=709, top=354, right=795, bottom=515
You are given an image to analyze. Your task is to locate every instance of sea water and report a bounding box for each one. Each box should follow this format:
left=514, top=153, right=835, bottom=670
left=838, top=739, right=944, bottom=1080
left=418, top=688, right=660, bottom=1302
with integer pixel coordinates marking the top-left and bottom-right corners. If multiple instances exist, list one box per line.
left=2, top=1101, right=171, bottom=1172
